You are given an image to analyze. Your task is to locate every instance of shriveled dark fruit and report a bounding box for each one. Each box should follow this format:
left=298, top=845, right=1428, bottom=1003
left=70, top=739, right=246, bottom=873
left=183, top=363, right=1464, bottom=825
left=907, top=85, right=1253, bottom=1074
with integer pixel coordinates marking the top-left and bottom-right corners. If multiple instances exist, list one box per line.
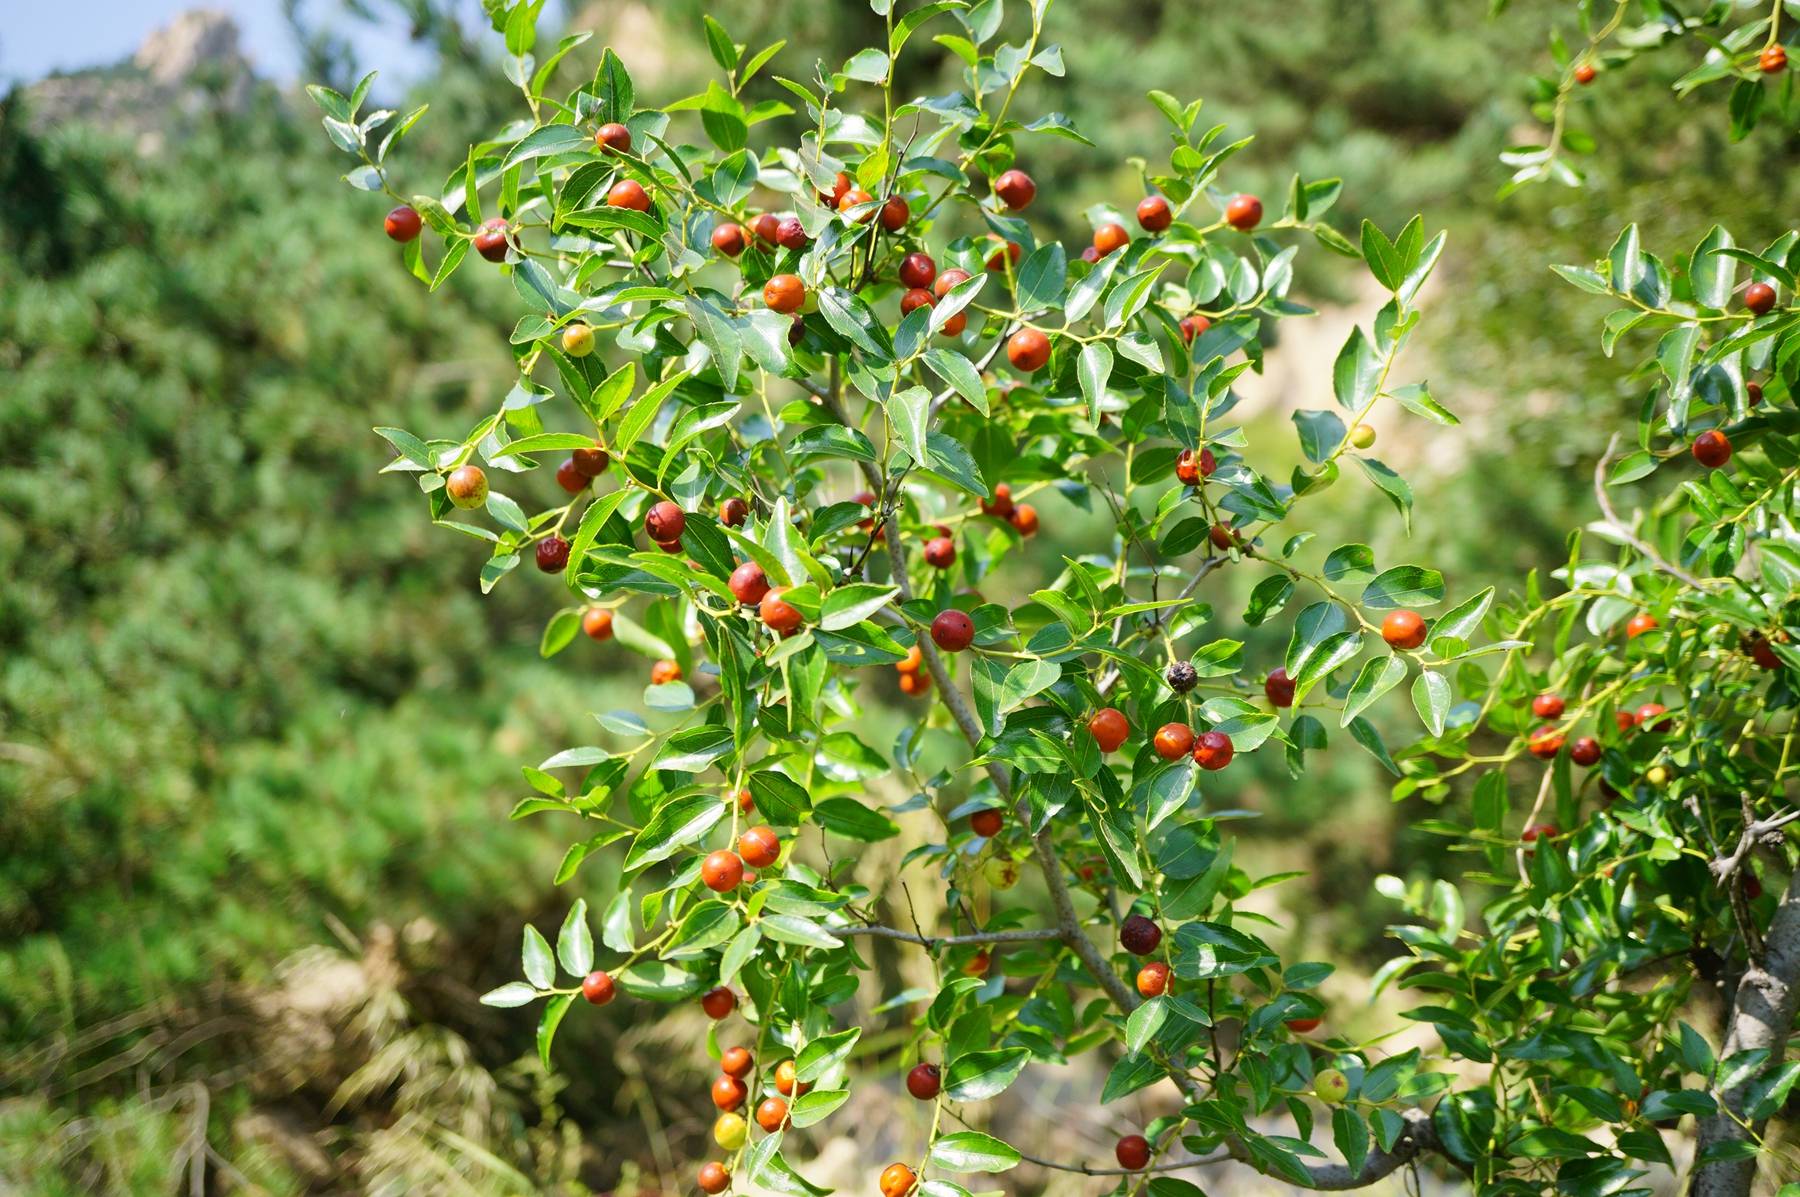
left=1264, top=668, right=1295, bottom=707
left=1192, top=730, right=1234, bottom=770
left=924, top=536, right=956, bottom=568
left=595, top=122, right=632, bottom=152
left=1087, top=707, right=1129, bottom=753
left=879, top=196, right=910, bottom=231
left=607, top=179, right=651, bottom=211
left=646, top=500, right=686, bottom=543
left=931, top=609, right=975, bottom=652
left=905, top=1062, right=941, bottom=1100
left=1136, top=962, right=1170, bottom=997
left=1224, top=193, right=1262, bottom=230
left=1692, top=429, right=1732, bottom=468
left=536, top=536, right=570, bottom=572
left=1382, top=609, right=1427, bottom=650
left=474, top=217, right=511, bottom=262
left=1120, top=914, right=1161, bottom=955
left=776, top=216, right=808, bottom=250
left=445, top=464, right=488, bottom=508
left=730, top=561, right=770, bottom=606
left=384, top=204, right=422, bottom=241
left=720, top=497, right=749, bottom=527
left=581, top=970, right=615, bottom=1004
left=1166, top=661, right=1198, bottom=694
left=582, top=608, right=614, bottom=640
left=711, top=222, right=748, bottom=257
left=1136, top=195, right=1172, bottom=231
left=993, top=168, right=1036, bottom=210
left=556, top=459, right=589, bottom=494
left=969, top=808, right=1003, bottom=838
left=764, top=274, right=805, bottom=313
left=899, top=252, right=936, bottom=289
left=1745, top=281, right=1777, bottom=315
left=1115, top=1135, right=1150, bottom=1170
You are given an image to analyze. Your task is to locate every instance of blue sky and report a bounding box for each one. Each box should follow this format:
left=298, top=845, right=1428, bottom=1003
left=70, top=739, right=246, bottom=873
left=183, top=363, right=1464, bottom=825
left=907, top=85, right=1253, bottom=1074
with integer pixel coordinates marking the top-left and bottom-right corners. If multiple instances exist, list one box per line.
left=0, top=1, right=564, bottom=88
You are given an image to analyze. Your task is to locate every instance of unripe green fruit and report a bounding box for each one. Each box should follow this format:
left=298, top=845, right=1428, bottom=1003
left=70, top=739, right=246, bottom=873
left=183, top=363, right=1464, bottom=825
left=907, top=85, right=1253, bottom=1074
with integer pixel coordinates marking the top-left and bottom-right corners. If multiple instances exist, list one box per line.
left=1349, top=424, right=1376, bottom=449
left=984, top=857, right=1021, bottom=890
left=562, top=322, right=596, bottom=357
left=445, top=465, right=488, bottom=509
left=713, top=1113, right=748, bottom=1150
left=1314, top=1068, right=1350, bottom=1104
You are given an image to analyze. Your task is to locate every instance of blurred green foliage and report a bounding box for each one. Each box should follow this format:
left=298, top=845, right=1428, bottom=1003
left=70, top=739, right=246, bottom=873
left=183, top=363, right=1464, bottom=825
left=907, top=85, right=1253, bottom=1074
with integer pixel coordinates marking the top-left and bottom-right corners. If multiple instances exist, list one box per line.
left=4, top=0, right=1799, bottom=1188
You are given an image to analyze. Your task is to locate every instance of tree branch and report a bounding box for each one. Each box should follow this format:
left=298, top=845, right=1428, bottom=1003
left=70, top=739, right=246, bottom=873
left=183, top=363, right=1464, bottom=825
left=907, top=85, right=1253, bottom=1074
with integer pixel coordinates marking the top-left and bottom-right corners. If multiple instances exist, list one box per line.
left=1710, top=807, right=1800, bottom=881
left=835, top=924, right=1062, bottom=948
left=1691, top=867, right=1800, bottom=1197
left=1593, top=433, right=1710, bottom=590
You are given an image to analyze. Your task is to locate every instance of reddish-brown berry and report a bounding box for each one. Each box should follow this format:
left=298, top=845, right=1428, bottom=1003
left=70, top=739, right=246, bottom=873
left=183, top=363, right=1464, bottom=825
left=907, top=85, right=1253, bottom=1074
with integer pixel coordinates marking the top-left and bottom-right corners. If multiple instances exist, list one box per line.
left=1088, top=707, right=1130, bottom=753
left=764, top=274, right=805, bottom=313
left=879, top=1163, right=917, bottom=1197
left=446, top=464, right=489, bottom=508
left=739, top=825, right=780, bottom=869
left=776, top=216, right=808, bottom=250
left=1746, top=281, right=1777, bottom=315
left=1153, top=722, right=1195, bottom=761
left=899, top=253, right=936, bottom=289
left=900, top=288, right=935, bottom=317
left=1007, top=328, right=1051, bottom=372
left=556, top=458, right=589, bottom=493
left=1136, top=962, right=1170, bottom=997
left=1009, top=504, right=1039, bottom=536
left=1626, top=612, right=1658, bottom=639
left=702, top=987, right=736, bottom=1019
left=608, top=179, right=651, bottom=211
left=924, top=536, right=956, bottom=569
left=1570, top=736, right=1601, bottom=766
left=1573, top=62, right=1597, bottom=85
left=698, top=1163, right=731, bottom=1194
left=1382, top=609, right=1427, bottom=650
left=712, top=222, right=748, bottom=257
left=933, top=268, right=973, bottom=299
left=651, top=659, right=683, bottom=685
left=980, top=484, right=1015, bottom=519
left=721, top=1046, right=754, bottom=1078
left=1265, top=668, right=1295, bottom=708
left=730, top=561, right=770, bottom=606
left=582, top=970, right=616, bottom=1004
left=720, top=496, right=750, bottom=527
left=906, top=1062, right=941, bottom=1100
left=1115, top=1135, right=1150, bottom=1170
left=994, top=169, right=1036, bottom=210
left=536, top=536, right=570, bottom=573
left=1192, top=730, right=1234, bottom=770
left=595, top=122, right=632, bottom=153
left=702, top=850, right=745, bottom=893
left=931, top=609, right=975, bottom=652
left=1136, top=195, right=1172, bottom=232
left=384, top=204, right=422, bottom=242
left=1093, top=223, right=1130, bottom=256
left=474, top=217, right=511, bottom=262
left=646, top=500, right=686, bottom=543
left=879, top=196, right=910, bottom=231
left=711, top=1074, right=748, bottom=1111
left=1527, top=726, right=1565, bottom=760
left=1692, top=430, right=1732, bottom=469
left=755, top=1097, right=789, bottom=1131
left=761, top=587, right=804, bottom=635
left=1225, top=194, right=1262, bottom=230
left=752, top=213, right=781, bottom=245
left=969, top=808, right=1003, bottom=838
left=582, top=608, right=615, bottom=641
left=1761, top=44, right=1788, bottom=73
left=1532, top=693, right=1565, bottom=719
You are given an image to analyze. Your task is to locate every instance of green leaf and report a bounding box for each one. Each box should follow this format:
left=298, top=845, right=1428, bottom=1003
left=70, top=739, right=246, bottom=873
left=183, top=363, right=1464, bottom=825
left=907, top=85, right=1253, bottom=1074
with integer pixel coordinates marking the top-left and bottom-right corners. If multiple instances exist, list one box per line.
left=537, top=992, right=574, bottom=1068
left=624, top=793, right=725, bottom=870
left=556, top=899, right=593, bottom=977
left=822, top=583, right=899, bottom=631
left=760, top=913, right=843, bottom=949
left=1411, top=670, right=1450, bottom=735
left=944, top=1048, right=1030, bottom=1101
left=924, top=349, right=988, bottom=414
left=1333, top=1107, right=1370, bottom=1178
left=788, top=1088, right=850, bottom=1127
left=812, top=796, right=899, bottom=841
left=795, top=1027, right=862, bottom=1083
left=929, top=1132, right=1021, bottom=1174
left=1341, top=655, right=1407, bottom=727
left=1125, top=996, right=1166, bottom=1054
left=503, top=123, right=589, bottom=169
left=481, top=981, right=540, bottom=1007
left=522, top=924, right=555, bottom=989
left=1016, top=243, right=1067, bottom=311
left=1361, top=565, right=1445, bottom=609
left=1078, top=342, right=1112, bottom=425
left=1332, top=327, right=1381, bottom=411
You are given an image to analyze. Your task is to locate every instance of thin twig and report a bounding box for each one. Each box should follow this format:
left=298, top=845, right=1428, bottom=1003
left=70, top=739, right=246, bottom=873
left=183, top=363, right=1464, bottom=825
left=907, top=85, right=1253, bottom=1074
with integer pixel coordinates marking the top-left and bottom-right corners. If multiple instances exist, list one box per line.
left=1592, top=433, right=1709, bottom=589
left=835, top=924, right=1062, bottom=948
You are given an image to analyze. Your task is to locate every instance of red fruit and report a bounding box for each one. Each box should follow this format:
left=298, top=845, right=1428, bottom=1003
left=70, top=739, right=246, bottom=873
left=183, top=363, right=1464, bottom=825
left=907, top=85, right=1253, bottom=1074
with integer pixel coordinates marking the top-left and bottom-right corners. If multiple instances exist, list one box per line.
left=764, top=274, right=805, bottom=313
left=1179, top=314, right=1211, bottom=344
left=1570, top=736, right=1601, bottom=766
left=702, top=987, right=736, bottom=1019
left=1080, top=245, right=1101, bottom=264
left=900, top=288, right=935, bottom=317
left=879, top=1163, right=917, bottom=1197
left=595, top=122, right=632, bottom=153
left=1573, top=62, right=1597, bottom=85
left=1009, top=504, right=1038, bottom=536
left=1224, top=194, right=1262, bottom=230
left=445, top=464, right=488, bottom=508
left=838, top=187, right=876, bottom=222
left=474, top=217, right=511, bottom=262
left=582, top=608, right=615, bottom=641
left=1115, top=1135, right=1151, bottom=1170
left=1615, top=709, right=1638, bottom=732
left=898, top=671, right=931, bottom=696
left=1209, top=523, right=1239, bottom=551
left=1382, top=609, right=1427, bottom=650
left=899, top=252, right=936, bottom=289
left=1093, top=223, right=1130, bottom=256
left=608, top=179, right=651, bottom=211
left=994, top=168, right=1036, bottom=210
left=536, top=536, right=570, bottom=572
left=1636, top=702, right=1671, bottom=731
left=384, top=204, right=422, bottom=242
left=702, top=850, right=745, bottom=893
left=939, top=310, right=967, bottom=337
left=879, top=196, right=910, bottom=231
left=1532, top=693, right=1565, bottom=719
left=820, top=172, right=852, bottom=207
left=897, top=645, right=924, bottom=674
left=1749, top=634, right=1782, bottom=670
left=1175, top=447, right=1217, bottom=485
left=774, top=1059, right=810, bottom=1096
left=729, top=561, right=770, bottom=606
left=924, top=536, right=956, bottom=569
left=720, top=497, right=749, bottom=527
left=1626, top=613, right=1658, bottom=639
left=721, top=1046, right=754, bottom=1078
left=1265, top=669, right=1295, bottom=708
left=760, top=587, right=804, bottom=635
left=906, top=1062, right=941, bottom=1100
left=1192, top=730, right=1234, bottom=770
left=1522, top=823, right=1559, bottom=848
left=962, top=952, right=990, bottom=977
left=1746, top=281, right=1777, bottom=315
left=980, top=484, right=1015, bottom=519
left=1007, top=328, right=1051, bottom=372
left=651, top=659, right=683, bottom=685
left=572, top=446, right=610, bottom=476
left=985, top=238, right=1023, bottom=271
left=1153, top=722, right=1195, bottom=761
left=1761, top=44, right=1788, bottom=73
left=711, top=222, right=748, bottom=257
left=1088, top=707, right=1130, bottom=753
left=931, top=609, right=975, bottom=652
left=1136, top=195, right=1172, bottom=231
left=776, top=216, right=808, bottom=250
left=752, top=213, right=781, bottom=245
left=933, top=268, right=973, bottom=298
left=1285, top=1017, right=1322, bottom=1034
left=737, top=788, right=755, bottom=812
left=1692, top=430, right=1732, bottom=468
left=1748, top=380, right=1765, bottom=406
left=712, top=1074, right=748, bottom=1111
left=556, top=458, right=589, bottom=493
left=1121, top=914, right=1161, bottom=955
left=739, top=825, right=780, bottom=869
left=1527, top=726, right=1565, bottom=760
left=755, top=1096, right=789, bottom=1131
left=646, top=500, right=686, bottom=543
left=1136, top=961, right=1171, bottom=997
left=1746, top=874, right=1765, bottom=899
left=581, top=970, right=616, bottom=1004
left=969, top=808, right=1003, bottom=838
left=699, top=1163, right=731, bottom=1194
